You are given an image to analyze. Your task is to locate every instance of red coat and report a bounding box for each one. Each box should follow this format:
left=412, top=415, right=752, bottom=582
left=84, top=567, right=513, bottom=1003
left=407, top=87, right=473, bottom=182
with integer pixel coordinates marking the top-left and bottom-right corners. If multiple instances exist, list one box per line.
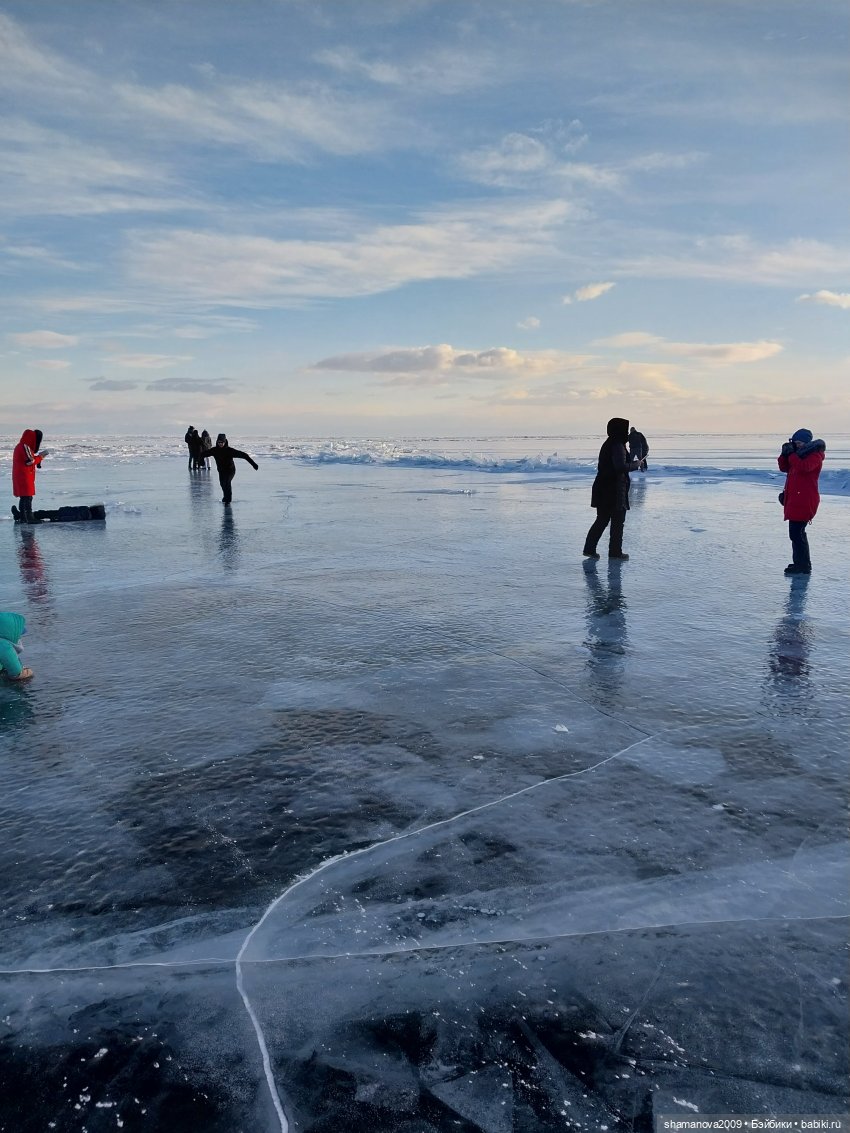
left=778, top=448, right=824, bottom=522
left=12, top=429, right=44, bottom=497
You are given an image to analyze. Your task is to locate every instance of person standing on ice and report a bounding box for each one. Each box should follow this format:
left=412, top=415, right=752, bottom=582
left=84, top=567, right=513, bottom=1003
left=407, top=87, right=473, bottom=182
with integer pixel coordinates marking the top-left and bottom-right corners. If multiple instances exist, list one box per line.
left=11, top=428, right=50, bottom=524
left=204, top=433, right=258, bottom=504
left=0, top=612, right=34, bottom=681
left=583, top=418, right=640, bottom=561
left=628, top=426, right=649, bottom=471
left=778, top=428, right=825, bottom=575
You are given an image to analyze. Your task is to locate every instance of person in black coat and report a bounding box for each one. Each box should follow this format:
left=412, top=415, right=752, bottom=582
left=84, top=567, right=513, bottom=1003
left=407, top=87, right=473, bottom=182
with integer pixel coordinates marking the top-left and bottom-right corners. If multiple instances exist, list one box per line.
left=583, top=417, right=640, bottom=561
left=628, top=426, right=649, bottom=471
left=204, top=433, right=258, bottom=504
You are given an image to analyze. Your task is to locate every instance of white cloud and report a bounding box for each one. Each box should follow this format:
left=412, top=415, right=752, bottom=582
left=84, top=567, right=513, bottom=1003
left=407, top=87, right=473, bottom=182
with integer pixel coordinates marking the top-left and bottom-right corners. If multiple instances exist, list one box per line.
left=103, top=353, right=193, bottom=369
left=126, top=200, right=575, bottom=304
left=145, top=377, right=233, bottom=394
left=28, top=359, right=71, bottom=370
left=172, top=317, right=259, bottom=339
left=594, top=330, right=782, bottom=364
left=10, top=330, right=78, bottom=348
left=797, top=290, right=850, bottom=310
left=0, top=118, right=186, bottom=218
left=115, top=78, right=395, bottom=160
left=316, top=45, right=501, bottom=95
left=517, top=316, right=540, bottom=330
left=593, top=331, right=660, bottom=348
left=620, top=235, right=850, bottom=288
left=457, top=132, right=618, bottom=191
left=563, top=282, right=615, bottom=304
left=311, top=344, right=593, bottom=380
left=89, top=379, right=139, bottom=391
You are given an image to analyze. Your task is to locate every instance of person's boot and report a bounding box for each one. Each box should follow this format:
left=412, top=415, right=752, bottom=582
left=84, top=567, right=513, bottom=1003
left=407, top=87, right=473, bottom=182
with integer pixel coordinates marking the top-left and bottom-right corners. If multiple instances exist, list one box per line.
left=609, top=552, right=630, bottom=560
left=582, top=549, right=600, bottom=559
left=11, top=505, right=20, bottom=522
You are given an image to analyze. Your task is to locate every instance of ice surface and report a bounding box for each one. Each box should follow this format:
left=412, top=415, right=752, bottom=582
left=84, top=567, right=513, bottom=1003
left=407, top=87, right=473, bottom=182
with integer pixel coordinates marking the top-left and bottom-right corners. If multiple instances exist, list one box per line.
left=1, top=442, right=848, bottom=1131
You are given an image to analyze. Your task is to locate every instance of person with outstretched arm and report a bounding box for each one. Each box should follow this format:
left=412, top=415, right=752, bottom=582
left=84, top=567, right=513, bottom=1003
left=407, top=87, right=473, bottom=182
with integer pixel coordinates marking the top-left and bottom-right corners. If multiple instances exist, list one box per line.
left=777, top=428, right=825, bottom=575
left=203, top=433, right=258, bottom=504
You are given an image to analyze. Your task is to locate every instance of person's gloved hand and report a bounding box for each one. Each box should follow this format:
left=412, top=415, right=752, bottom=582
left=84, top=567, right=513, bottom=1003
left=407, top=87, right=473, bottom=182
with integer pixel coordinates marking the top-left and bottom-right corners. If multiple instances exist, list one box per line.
left=780, top=441, right=794, bottom=456
left=251, top=461, right=259, bottom=470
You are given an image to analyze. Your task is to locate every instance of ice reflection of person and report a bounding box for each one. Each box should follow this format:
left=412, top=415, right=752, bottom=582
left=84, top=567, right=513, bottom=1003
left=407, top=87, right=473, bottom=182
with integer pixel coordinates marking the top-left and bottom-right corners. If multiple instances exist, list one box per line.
left=766, top=576, right=812, bottom=711
left=582, top=561, right=629, bottom=700
left=219, top=507, right=239, bottom=570
left=16, top=529, right=51, bottom=605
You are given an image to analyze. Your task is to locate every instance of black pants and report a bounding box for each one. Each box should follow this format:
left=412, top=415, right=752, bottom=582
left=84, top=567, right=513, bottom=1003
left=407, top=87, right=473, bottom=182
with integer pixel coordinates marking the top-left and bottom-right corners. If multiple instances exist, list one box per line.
left=17, top=496, right=34, bottom=523
left=585, top=507, right=626, bottom=556
left=219, top=472, right=234, bottom=504
left=788, top=520, right=811, bottom=570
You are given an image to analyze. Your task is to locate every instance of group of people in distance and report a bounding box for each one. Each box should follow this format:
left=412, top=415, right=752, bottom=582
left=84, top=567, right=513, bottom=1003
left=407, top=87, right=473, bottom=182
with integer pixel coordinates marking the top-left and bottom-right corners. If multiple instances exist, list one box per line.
left=184, top=426, right=213, bottom=470
left=184, top=427, right=259, bottom=504
left=583, top=418, right=826, bottom=574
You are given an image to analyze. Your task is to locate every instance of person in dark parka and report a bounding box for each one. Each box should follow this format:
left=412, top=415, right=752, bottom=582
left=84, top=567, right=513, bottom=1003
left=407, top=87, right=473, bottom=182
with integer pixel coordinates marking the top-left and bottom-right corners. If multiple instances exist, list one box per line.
left=583, top=417, right=640, bottom=561
left=204, top=433, right=258, bottom=504
left=628, top=426, right=649, bottom=471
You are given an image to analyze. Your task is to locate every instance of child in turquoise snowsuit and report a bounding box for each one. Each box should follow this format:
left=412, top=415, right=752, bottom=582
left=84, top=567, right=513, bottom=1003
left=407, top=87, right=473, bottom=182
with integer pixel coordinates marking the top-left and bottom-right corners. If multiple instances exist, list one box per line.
left=0, top=612, right=33, bottom=681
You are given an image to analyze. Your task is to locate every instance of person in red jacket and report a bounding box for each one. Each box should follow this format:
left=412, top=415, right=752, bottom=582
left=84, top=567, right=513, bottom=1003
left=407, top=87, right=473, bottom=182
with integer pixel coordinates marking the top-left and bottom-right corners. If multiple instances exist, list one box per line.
left=777, top=427, right=825, bottom=575
left=11, top=428, right=49, bottom=524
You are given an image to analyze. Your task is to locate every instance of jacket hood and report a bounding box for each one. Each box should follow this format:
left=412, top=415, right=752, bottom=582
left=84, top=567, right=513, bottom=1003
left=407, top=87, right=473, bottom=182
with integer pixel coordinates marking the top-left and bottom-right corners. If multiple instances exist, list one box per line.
left=19, top=429, right=41, bottom=450
left=0, top=612, right=26, bottom=644
left=606, top=418, right=629, bottom=442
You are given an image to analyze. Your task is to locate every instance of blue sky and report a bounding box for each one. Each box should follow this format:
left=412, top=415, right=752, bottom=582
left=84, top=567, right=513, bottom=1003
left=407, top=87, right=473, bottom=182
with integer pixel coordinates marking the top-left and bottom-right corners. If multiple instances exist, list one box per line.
left=1, top=0, right=848, bottom=437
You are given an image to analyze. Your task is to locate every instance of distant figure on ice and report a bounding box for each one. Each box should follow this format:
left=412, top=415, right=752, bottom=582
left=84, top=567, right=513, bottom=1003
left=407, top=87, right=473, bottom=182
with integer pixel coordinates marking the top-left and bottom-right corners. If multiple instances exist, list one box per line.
left=199, top=429, right=213, bottom=469
left=778, top=428, right=825, bottom=575
left=583, top=418, right=640, bottom=562
left=0, top=612, right=33, bottom=681
left=204, top=434, right=258, bottom=504
left=184, top=426, right=205, bottom=470
left=184, top=426, right=196, bottom=469
left=11, top=428, right=50, bottom=524
left=628, top=426, right=649, bottom=471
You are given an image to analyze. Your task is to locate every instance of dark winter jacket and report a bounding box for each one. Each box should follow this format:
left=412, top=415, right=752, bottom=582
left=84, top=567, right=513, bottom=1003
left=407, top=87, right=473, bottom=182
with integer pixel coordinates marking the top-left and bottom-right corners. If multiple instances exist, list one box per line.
left=590, top=418, right=639, bottom=512
left=12, top=429, right=44, bottom=498
left=628, top=429, right=649, bottom=462
left=778, top=439, right=825, bottom=522
left=205, top=438, right=258, bottom=478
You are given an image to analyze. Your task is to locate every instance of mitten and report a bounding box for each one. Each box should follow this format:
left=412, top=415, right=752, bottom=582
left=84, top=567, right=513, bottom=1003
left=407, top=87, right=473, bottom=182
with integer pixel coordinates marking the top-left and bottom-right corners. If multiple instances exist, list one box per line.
left=780, top=442, right=793, bottom=456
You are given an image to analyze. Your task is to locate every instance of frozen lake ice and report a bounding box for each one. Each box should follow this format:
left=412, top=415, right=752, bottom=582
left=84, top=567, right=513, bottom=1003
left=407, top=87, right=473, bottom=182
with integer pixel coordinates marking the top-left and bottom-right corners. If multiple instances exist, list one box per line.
left=1, top=438, right=848, bottom=1131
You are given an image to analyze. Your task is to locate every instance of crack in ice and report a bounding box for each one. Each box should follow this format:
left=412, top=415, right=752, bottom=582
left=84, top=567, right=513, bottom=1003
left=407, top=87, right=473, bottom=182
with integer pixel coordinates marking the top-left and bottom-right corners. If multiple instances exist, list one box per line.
left=234, top=734, right=654, bottom=1131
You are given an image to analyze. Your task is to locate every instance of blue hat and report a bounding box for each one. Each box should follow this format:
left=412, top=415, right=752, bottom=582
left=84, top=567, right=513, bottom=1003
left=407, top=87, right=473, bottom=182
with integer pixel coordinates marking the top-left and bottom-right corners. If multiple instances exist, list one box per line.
left=791, top=428, right=813, bottom=444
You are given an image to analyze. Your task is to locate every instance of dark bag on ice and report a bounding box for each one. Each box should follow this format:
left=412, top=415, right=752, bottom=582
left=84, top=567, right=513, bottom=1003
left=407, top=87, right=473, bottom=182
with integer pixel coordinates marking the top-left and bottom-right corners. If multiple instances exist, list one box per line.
left=778, top=491, right=785, bottom=506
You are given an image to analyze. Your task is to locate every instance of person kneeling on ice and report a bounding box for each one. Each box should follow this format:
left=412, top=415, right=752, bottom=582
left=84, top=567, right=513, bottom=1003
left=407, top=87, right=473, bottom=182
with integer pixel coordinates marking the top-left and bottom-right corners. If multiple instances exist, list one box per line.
left=204, top=433, right=258, bottom=504
left=778, top=428, right=826, bottom=575
left=0, top=612, right=34, bottom=681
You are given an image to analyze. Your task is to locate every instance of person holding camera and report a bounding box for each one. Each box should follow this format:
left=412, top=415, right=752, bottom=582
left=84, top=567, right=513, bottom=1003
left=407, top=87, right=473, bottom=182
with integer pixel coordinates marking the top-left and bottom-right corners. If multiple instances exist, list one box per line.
left=583, top=417, right=641, bottom=561
left=777, top=428, right=825, bottom=575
